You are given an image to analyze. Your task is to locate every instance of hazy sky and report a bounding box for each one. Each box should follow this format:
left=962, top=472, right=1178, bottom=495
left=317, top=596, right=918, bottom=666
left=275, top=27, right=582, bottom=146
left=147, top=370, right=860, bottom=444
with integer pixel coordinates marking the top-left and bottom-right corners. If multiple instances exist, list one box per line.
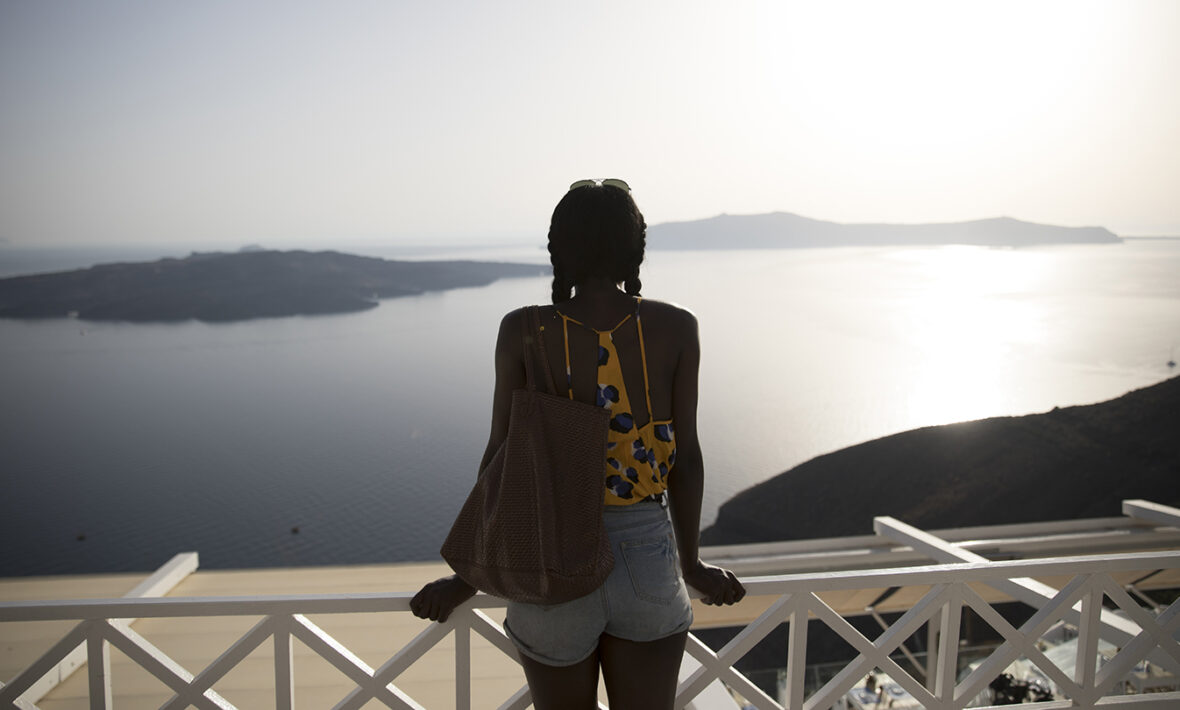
left=1, top=0, right=1177, bottom=248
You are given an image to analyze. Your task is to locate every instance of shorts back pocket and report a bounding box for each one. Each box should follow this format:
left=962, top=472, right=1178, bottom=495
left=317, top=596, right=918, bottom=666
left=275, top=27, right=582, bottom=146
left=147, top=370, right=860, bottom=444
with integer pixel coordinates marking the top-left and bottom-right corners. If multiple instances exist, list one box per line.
left=620, top=535, right=681, bottom=605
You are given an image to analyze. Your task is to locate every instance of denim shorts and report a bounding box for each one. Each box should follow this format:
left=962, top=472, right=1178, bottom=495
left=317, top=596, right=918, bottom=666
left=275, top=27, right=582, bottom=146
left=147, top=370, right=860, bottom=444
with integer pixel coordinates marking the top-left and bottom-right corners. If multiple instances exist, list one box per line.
left=503, top=498, right=694, bottom=667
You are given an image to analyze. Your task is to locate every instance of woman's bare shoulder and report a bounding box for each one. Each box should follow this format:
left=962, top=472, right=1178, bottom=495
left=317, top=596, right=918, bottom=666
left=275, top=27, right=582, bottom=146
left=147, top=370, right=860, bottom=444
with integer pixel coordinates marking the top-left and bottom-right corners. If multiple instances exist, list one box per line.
left=494, top=307, right=532, bottom=352
left=499, top=306, right=529, bottom=327
left=639, top=298, right=699, bottom=337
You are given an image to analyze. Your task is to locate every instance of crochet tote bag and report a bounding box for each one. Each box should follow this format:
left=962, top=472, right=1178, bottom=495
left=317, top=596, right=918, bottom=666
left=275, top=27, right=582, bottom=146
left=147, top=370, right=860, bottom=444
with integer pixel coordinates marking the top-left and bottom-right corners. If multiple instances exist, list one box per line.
left=441, top=306, right=614, bottom=604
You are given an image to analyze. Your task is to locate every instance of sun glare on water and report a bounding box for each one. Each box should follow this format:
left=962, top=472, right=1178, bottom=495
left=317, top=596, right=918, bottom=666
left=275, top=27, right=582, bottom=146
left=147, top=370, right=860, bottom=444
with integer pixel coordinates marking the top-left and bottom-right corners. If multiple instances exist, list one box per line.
left=888, top=246, right=1053, bottom=426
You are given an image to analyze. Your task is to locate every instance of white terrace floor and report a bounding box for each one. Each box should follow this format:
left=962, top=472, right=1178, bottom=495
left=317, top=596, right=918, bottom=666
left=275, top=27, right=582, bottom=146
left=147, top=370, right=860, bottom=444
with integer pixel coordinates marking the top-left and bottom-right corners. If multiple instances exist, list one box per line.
left=2, top=500, right=1179, bottom=710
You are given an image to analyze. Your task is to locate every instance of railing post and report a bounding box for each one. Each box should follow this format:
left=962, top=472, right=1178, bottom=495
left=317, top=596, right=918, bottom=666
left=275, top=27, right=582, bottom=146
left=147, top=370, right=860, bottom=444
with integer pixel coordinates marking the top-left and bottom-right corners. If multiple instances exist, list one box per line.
left=934, top=591, right=961, bottom=705
left=275, top=616, right=294, bottom=710
left=925, top=618, right=937, bottom=693
left=1075, top=583, right=1102, bottom=692
left=455, top=615, right=471, bottom=710
left=783, top=598, right=808, bottom=709
left=86, top=631, right=112, bottom=710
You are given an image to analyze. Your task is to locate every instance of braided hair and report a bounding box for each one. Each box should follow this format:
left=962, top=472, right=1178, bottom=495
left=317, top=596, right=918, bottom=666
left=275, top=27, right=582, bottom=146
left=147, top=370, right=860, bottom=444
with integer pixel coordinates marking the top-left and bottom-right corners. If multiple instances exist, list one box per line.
left=547, top=182, right=647, bottom=304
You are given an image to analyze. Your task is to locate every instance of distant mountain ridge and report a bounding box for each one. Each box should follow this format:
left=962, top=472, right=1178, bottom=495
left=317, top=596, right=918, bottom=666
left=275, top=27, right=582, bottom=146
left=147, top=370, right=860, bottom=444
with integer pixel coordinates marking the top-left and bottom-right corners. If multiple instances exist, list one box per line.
left=648, top=212, right=1121, bottom=249
left=701, top=375, right=1180, bottom=545
left=0, top=249, right=545, bottom=322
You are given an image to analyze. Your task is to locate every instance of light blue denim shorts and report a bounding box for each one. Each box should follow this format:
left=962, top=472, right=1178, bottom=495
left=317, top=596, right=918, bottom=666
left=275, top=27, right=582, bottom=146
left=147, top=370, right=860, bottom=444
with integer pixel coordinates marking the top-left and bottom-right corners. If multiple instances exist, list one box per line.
left=503, top=498, right=694, bottom=667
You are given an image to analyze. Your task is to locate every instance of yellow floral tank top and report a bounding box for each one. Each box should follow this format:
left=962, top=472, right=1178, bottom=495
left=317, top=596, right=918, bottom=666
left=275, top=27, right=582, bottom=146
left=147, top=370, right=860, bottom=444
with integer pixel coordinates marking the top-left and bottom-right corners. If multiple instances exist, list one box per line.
left=556, top=300, right=676, bottom=505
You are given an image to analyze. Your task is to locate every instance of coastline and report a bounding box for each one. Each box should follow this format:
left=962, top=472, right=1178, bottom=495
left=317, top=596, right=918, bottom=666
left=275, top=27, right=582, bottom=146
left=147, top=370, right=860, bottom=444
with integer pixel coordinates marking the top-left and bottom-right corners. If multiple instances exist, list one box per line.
left=702, top=375, right=1180, bottom=546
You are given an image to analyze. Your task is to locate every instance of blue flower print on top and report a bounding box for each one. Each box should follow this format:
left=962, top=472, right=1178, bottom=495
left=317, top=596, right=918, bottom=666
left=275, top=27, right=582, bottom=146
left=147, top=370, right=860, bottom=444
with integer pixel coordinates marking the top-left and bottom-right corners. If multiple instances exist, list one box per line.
left=609, top=412, right=634, bottom=434
left=598, top=345, right=610, bottom=367
left=631, top=438, right=650, bottom=465
left=654, top=423, right=674, bottom=443
left=606, top=475, right=634, bottom=499
left=597, top=383, right=620, bottom=408
left=658, top=462, right=668, bottom=479
left=607, top=457, right=621, bottom=471
left=625, top=467, right=639, bottom=483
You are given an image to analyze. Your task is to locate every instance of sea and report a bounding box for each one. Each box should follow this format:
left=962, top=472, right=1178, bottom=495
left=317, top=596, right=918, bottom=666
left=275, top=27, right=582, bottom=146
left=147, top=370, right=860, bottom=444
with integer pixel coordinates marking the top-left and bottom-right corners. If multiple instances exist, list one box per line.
left=2, top=239, right=1178, bottom=576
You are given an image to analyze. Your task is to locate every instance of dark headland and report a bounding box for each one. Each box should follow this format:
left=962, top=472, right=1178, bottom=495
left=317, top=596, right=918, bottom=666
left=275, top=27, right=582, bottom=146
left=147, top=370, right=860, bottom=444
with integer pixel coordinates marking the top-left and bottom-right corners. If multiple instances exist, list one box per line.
left=0, top=249, right=545, bottom=322
left=702, top=375, right=1180, bottom=545
left=648, top=213, right=1121, bottom=249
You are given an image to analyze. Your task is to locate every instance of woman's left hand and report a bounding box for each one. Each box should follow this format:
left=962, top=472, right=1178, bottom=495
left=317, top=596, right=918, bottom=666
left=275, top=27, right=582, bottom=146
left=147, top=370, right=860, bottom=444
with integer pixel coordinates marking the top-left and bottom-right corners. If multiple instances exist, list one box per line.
left=684, top=559, right=746, bottom=606
left=410, top=575, right=477, bottom=622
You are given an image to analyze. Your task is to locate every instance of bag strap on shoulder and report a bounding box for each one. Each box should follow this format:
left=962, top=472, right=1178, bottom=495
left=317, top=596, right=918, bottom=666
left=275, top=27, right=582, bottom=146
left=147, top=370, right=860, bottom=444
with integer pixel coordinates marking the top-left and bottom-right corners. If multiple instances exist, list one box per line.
left=523, top=306, right=560, bottom=396
left=519, top=307, right=537, bottom=392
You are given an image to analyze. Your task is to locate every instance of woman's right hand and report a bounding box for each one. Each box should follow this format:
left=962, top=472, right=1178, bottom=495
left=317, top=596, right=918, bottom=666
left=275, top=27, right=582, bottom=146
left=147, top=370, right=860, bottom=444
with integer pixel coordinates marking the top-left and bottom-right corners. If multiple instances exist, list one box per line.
left=684, top=560, right=746, bottom=606
left=410, top=575, right=477, bottom=622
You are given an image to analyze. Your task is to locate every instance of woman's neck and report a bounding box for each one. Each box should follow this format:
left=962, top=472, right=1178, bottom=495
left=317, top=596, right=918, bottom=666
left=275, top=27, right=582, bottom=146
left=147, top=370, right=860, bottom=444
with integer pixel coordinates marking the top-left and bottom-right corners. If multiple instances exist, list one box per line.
left=573, top=279, right=625, bottom=299
left=560, top=280, right=636, bottom=327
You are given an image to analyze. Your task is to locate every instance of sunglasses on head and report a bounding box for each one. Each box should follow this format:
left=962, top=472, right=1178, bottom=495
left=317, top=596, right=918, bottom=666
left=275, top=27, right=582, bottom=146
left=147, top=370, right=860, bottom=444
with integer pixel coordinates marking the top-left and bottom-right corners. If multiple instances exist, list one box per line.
left=569, top=178, right=631, bottom=193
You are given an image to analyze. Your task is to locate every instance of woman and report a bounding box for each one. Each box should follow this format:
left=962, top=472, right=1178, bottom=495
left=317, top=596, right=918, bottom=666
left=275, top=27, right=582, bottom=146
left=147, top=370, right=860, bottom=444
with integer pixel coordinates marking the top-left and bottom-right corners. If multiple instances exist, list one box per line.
left=411, top=179, right=745, bottom=709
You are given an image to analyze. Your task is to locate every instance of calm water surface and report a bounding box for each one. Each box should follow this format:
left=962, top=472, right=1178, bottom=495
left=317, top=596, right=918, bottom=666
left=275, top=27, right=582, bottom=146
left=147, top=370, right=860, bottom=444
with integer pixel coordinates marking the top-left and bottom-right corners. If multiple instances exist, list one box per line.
left=2, top=241, right=1178, bottom=575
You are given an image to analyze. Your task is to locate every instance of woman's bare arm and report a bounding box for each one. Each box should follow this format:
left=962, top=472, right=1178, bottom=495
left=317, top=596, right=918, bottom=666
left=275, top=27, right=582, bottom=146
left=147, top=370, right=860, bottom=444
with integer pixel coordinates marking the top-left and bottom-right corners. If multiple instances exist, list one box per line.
left=665, top=310, right=746, bottom=606
left=479, top=309, right=527, bottom=469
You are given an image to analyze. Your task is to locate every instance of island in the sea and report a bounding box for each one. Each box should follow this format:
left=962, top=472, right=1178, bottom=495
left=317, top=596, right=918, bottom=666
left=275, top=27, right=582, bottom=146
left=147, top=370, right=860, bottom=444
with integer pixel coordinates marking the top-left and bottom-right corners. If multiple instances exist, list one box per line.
left=0, top=213, right=1125, bottom=321
left=0, top=249, right=546, bottom=322
left=648, top=213, right=1121, bottom=249
left=702, top=374, right=1180, bottom=545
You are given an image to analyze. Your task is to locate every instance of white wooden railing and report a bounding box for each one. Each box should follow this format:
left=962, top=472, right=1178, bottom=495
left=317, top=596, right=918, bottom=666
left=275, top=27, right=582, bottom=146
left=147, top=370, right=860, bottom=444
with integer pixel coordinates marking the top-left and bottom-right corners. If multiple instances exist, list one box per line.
left=2, top=549, right=1178, bottom=709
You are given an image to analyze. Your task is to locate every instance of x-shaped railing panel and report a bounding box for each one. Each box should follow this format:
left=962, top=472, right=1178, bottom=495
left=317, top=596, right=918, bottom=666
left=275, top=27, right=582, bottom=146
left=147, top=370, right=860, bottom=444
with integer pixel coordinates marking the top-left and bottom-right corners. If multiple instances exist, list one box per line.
left=804, top=584, right=950, bottom=709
